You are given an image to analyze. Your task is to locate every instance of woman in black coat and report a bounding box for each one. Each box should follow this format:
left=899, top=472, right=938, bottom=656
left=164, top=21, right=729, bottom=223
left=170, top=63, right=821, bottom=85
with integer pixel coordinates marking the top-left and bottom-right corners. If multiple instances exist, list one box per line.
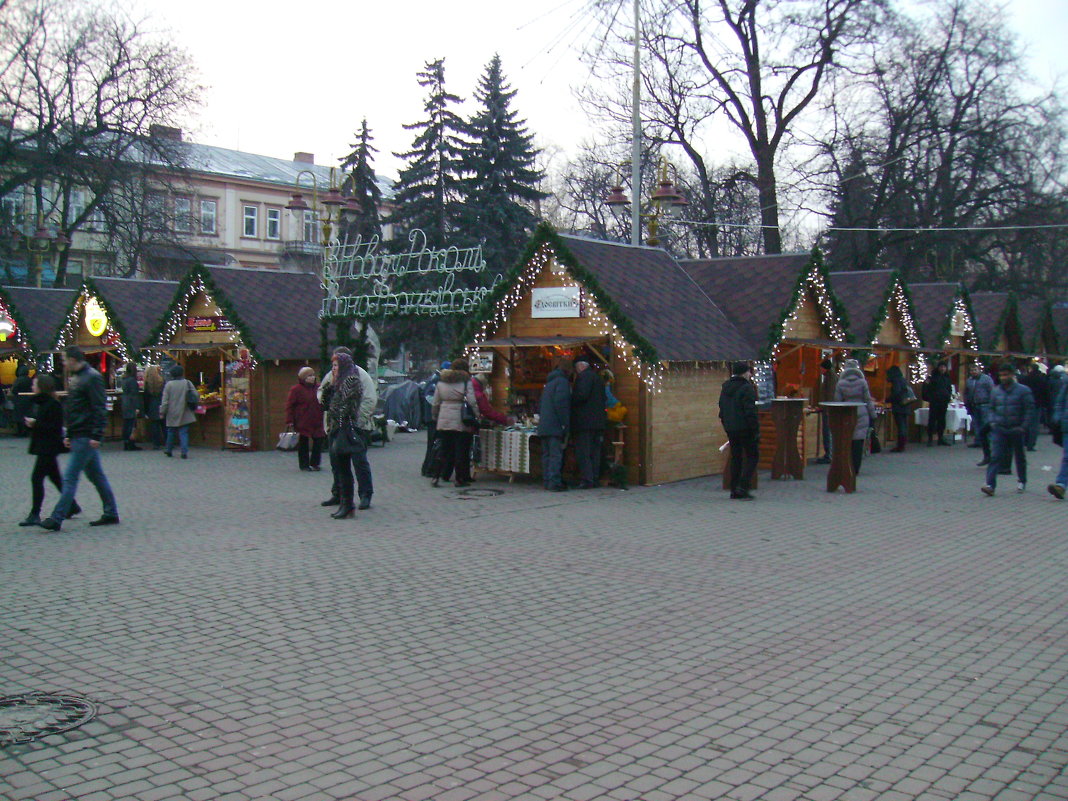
left=20, top=373, right=80, bottom=526
left=886, top=365, right=913, bottom=452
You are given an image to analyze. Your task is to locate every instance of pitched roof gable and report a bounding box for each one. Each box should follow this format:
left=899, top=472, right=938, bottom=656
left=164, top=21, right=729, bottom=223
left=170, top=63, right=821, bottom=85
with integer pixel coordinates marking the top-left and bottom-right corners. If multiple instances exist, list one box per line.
left=0, top=285, right=78, bottom=352
left=828, top=270, right=899, bottom=346
left=908, top=283, right=961, bottom=348
left=89, top=277, right=179, bottom=350
left=969, top=292, right=1013, bottom=351
left=1014, top=298, right=1050, bottom=353
left=679, top=251, right=848, bottom=356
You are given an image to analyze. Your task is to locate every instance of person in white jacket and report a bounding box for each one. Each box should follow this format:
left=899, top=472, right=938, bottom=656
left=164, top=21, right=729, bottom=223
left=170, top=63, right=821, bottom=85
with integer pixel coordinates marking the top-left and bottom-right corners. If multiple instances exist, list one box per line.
left=317, top=347, right=377, bottom=508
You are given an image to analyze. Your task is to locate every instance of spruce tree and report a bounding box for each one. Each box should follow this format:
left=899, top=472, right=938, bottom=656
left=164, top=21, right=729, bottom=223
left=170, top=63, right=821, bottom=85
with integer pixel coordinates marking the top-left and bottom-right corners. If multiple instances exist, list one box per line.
left=458, top=54, right=545, bottom=277
left=826, top=146, right=881, bottom=271
left=390, top=58, right=466, bottom=249
left=339, top=119, right=383, bottom=243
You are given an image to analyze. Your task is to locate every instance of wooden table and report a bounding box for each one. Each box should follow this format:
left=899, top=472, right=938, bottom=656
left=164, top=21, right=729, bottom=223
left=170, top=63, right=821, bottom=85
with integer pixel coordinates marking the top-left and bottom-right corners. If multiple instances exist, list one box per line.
left=820, top=402, right=861, bottom=493
left=770, top=398, right=805, bottom=480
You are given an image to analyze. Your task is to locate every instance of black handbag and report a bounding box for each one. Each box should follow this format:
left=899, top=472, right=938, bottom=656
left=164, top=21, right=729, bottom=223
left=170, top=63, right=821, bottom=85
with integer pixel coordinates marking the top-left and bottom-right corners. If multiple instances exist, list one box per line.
left=330, top=424, right=367, bottom=456
left=185, top=381, right=200, bottom=411
left=869, top=428, right=882, bottom=454
left=461, top=380, right=479, bottom=427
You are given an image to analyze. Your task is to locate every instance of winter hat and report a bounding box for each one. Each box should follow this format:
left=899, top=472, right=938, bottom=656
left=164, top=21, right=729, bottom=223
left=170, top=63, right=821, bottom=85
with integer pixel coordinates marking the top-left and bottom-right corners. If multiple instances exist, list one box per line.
left=1053, top=365, right=1066, bottom=374
left=440, top=360, right=451, bottom=369
left=842, top=359, right=861, bottom=371
left=731, top=361, right=750, bottom=376
left=298, top=366, right=315, bottom=380
left=821, top=359, right=833, bottom=371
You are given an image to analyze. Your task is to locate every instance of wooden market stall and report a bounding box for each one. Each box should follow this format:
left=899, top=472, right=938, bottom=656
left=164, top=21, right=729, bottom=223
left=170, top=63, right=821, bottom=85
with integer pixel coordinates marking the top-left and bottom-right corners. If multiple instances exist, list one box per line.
left=458, top=223, right=756, bottom=486
left=146, top=264, right=323, bottom=451
left=969, top=292, right=1025, bottom=363
left=0, top=285, right=36, bottom=387
left=0, top=285, right=78, bottom=375
left=679, top=249, right=856, bottom=469
left=908, top=282, right=980, bottom=393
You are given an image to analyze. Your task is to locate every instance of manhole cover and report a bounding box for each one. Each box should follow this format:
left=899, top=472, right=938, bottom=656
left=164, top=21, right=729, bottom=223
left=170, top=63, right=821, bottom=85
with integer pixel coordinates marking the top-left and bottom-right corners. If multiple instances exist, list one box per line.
left=0, top=693, right=97, bottom=746
left=455, top=488, right=504, bottom=499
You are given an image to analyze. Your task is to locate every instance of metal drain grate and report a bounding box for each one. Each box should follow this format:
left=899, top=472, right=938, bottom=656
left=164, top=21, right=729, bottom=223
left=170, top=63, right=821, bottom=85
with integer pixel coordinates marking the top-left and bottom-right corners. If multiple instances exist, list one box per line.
left=0, top=692, right=97, bottom=746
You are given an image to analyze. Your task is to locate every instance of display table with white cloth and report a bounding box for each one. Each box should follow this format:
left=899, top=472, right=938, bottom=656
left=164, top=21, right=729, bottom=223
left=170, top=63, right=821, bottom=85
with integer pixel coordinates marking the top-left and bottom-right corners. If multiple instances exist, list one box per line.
left=914, top=403, right=972, bottom=440
left=477, top=428, right=537, bottom=479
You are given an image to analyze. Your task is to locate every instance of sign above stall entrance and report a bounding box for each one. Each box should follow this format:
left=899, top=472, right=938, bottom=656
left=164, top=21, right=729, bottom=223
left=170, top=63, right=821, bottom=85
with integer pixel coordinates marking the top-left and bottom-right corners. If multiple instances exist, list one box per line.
left=84, top=298, right=109, bottom=337
left=531, top=286, right=582, bottom=318
left=0, top=313, right=15, bottom=343
left=186, top=315, right=235, bottom=333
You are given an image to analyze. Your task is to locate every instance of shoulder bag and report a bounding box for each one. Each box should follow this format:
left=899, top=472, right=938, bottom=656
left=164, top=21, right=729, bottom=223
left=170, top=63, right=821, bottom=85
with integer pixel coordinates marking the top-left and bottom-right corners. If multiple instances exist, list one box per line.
left=461, top=380, right=479, bottom=427
left=185, top=380, right=200, bottom=411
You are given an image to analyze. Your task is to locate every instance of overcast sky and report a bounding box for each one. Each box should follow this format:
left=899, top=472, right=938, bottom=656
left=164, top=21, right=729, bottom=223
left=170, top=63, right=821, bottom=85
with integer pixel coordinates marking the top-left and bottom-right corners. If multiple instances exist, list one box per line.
left=140, top=0, right=1067, bottom=181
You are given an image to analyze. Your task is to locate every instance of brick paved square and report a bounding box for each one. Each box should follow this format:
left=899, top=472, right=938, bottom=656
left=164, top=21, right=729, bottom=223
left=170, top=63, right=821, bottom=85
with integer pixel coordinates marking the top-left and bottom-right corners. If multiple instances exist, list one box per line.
left=2, top=434, right=1067, bottom=800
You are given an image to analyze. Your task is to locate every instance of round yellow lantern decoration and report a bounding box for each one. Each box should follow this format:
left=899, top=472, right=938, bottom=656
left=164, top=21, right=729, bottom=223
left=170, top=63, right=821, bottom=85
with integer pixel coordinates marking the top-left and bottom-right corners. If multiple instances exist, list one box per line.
left=85, top=297, right=108, bottom=338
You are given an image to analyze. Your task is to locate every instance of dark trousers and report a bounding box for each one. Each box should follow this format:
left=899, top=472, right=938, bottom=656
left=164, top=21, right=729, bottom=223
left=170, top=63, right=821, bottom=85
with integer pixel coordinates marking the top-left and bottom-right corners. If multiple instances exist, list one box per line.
left=726, top=430, right=758, bottom=494
left=820, top=411, right=832, bottom=457
left=31, top=454, right=62, bottom=516
left=436, top=429, right=473, bottom=483
left=331, top=430, right=373, bottom=502
left=986, top=428, right=1026, bottom=488
left=541, top=435, right=565, bottom=489
left=851, top=439, right=865, bottom=475
left=974, top=407, right=991, bottom=461
left=892, top=410, right=909, bottom=447
left=421, top=421, right=438, bottom=476
left=297, top=434, right=325, bottom=469
left=149, top=418, right=164, bottom=448
left=573, top=429, right=603, bottom=484
left=122, top=417, right=136, bottom=443
left=927, top=401, right=949, bottom=440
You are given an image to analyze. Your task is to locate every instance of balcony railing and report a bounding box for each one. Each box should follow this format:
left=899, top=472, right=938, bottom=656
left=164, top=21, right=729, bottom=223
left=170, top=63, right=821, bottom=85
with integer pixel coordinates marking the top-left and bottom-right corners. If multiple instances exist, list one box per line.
left=280, top=239, right=321, bottom=256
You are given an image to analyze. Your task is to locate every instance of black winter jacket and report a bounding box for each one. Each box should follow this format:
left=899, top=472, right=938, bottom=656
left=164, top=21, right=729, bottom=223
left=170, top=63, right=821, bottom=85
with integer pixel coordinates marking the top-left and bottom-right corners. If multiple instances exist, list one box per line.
left=719, top=376, right=759, bottom=435
left=65, top=363, right=107, bottom=441
left=537, top=369, right=572, bottom=438
left=28, top=393, right=66, bottom=457
left=923, top=372, right=953, bottom=405
left=571, top=368, right=607, bottom=431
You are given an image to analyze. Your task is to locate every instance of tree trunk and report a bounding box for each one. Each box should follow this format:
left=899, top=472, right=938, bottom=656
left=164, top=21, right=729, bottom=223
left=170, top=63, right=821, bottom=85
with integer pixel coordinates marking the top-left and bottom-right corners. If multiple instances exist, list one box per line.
left=52, top=249, right=70, bottom=288
left=755, top=153, right=781, bottom=254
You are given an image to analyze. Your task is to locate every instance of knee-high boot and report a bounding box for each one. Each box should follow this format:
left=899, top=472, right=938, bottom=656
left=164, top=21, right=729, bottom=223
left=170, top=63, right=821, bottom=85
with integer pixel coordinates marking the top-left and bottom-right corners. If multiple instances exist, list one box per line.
left=331, top=489, right=355, bottom=519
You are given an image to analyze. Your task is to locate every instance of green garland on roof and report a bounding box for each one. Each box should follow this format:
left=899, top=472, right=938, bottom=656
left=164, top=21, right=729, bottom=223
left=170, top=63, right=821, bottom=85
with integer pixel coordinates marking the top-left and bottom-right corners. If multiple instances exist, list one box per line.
left=81, top=277, right=134, bottom=355
left=453, top=221, right=661, bottom=364
left=858, top=270, right=917, bottom=347
left=0, top=285, right=34, bottom=353
left=144, top=263, right=260, bottom=360
left=761, top=245, right=851, bottom=359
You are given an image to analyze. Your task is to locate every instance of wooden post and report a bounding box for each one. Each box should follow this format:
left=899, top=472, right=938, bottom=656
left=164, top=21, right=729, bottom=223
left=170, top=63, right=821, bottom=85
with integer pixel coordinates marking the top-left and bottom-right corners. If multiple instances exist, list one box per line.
left=821, top=402, right=861, bottom=493
left=771, top=398, right=805, bottom=480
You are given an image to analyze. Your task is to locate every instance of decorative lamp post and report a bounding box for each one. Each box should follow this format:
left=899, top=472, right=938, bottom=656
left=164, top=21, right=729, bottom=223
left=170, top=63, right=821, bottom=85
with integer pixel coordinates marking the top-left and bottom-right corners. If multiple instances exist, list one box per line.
left=604, top=157, right=688, bottom=247
left=284, top=167, right=351, bottom=247
left=13, top=216, right=70, bottom=287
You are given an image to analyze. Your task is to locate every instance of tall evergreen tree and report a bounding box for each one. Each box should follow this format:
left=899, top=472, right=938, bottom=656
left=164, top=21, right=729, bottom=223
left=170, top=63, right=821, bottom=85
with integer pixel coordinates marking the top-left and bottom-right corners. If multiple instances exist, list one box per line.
left=390, top=58, right=466, bottom=249
left=458, top=54, right=545, bottom=277
left=339, top=119, right=382, bottom=242
left=825, top=146, right=880, bottom=271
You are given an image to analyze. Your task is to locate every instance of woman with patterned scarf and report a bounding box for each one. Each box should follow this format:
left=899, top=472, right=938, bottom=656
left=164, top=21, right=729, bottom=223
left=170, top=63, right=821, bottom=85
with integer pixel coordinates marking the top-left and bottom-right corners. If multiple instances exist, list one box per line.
left=326, top=352, right=370, bottom=518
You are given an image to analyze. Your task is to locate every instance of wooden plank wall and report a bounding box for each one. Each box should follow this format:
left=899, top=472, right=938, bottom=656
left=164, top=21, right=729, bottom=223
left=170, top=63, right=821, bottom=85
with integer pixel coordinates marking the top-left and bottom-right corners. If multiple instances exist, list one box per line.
left=251, top=361, right=314, bottom=451
left=781, top=291, right=824, bottom=340
left=646, top=364, right=730, bottom=484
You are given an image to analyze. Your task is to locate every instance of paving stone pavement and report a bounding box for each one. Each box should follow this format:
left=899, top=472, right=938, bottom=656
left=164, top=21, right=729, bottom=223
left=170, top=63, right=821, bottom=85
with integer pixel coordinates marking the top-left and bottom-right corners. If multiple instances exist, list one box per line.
left=1, top=430, right=1066, bottom=801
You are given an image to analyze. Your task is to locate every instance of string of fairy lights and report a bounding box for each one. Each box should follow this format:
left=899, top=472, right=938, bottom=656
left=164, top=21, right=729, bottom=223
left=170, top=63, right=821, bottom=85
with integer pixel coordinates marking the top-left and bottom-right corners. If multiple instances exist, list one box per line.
left=151, top=276, right=251, bottom=366
left=465, top=244, right=665, bottom=392
left=0, top=296, right=29, bottom=351
left=54, top=287, right=130, bottom=363
left=946, top=295, right=979, bottom=352
left=873, top=280, right=928, bottom=382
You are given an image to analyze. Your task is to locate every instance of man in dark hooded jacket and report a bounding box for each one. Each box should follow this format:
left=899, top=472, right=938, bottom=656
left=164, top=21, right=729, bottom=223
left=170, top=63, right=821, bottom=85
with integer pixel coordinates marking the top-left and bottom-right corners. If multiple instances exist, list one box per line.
left=537, top=358, right=573, bottom=491
left=719, top=361, right=759, bottom=500
left=922, top=361, right=954, bottom=446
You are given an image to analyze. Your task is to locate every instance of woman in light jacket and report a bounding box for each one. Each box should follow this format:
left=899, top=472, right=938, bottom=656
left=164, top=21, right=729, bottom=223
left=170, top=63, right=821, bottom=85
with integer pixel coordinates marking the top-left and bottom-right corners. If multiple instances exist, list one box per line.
left=833, top=359, right=877, bottom=475
left=431, top=357, right=479, bottom=488
left=159, top=364, right=197, bottom=459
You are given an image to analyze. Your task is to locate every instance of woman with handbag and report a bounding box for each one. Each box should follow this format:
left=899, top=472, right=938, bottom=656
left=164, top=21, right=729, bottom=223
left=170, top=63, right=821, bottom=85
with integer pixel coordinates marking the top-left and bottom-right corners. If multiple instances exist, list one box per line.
left=285, top=367, right=325, bottom=471
left=326, top=352, right=368, bottom=518
left=430, top=357, right=480, bottom=488
left=159, top=364, right=197, bottom=459
left=833, top=359, right=877, bottom=475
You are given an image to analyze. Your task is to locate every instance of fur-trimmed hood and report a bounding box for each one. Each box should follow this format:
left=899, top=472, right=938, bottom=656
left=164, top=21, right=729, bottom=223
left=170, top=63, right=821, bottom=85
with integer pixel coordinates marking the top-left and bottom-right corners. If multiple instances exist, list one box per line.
left=438, top=368, right=470, bottom=384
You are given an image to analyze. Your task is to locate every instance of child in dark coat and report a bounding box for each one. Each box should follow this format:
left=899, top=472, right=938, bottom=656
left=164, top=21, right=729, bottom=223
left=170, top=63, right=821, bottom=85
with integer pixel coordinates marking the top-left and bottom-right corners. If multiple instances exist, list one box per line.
left=20, top=374, right=80, bottom=526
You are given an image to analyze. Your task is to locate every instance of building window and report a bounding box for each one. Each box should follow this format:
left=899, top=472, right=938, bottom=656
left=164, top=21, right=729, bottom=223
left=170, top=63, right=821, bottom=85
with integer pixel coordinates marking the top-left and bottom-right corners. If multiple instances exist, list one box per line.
left=66, top=259, right=84, bottom=277
left=303, top=210, right=318, bottom=243
left=200, top=199, right=217, bottom=235
left=87, top=207, right=106, bottom=232
left=70, top=190, right=87, bottom=223
left=146, top=193, right=166, bottom=231
left=1, top=190, right=25, bottom=232
left=174, top=197, right=194, bottom=233
left=266, top=207, right=281, bottom=240
left=243, top=205, right=258, bottom=238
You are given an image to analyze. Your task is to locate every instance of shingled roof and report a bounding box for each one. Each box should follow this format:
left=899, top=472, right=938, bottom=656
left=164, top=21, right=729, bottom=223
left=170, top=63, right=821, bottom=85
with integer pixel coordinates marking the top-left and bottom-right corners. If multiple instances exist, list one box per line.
left=556, top=235, right=757, bottom=361
left=678, top=251, right=851, bottom=357
left=89, top=277, right=179, bottom=350
left=908, top=283, right=962, bottom=348
left=204, top=266, right=323, bottom=361
left=969, top=292, right=1015, bottom=351
left=1014, top=297, right=1051, bottom=354
left=828, top=270, right=905, bottom=346
left=0, top=285, right=78, bottom=352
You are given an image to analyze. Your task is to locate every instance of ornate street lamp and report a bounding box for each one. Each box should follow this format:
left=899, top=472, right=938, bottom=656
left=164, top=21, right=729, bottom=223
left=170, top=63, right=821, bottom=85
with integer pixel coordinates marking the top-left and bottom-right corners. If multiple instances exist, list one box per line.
left=604, top=157, right=688, bottom=247
left=11, top=215, right=69, bottom=287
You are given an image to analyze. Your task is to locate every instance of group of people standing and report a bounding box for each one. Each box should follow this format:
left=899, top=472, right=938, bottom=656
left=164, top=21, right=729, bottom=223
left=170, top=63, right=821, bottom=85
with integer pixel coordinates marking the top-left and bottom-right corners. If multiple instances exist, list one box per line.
left=536, top=357, right=608, bottom=492
left=285, top=347, right=377, bottom=519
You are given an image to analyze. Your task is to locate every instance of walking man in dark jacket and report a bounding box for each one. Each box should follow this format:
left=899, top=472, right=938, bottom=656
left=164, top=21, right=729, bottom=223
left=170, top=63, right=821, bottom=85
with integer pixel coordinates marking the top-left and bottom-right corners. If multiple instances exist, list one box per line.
left=40, top=346, right=120, bottom=530
left=923, top=361, right=954, bottom=446
left=982, top=363, right=1036, bottom=497
left=537, top=358, right=573, bottom=491
left=719, top=361, right=759, bottom=500
left=570, top=361, right=607, bottom=489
